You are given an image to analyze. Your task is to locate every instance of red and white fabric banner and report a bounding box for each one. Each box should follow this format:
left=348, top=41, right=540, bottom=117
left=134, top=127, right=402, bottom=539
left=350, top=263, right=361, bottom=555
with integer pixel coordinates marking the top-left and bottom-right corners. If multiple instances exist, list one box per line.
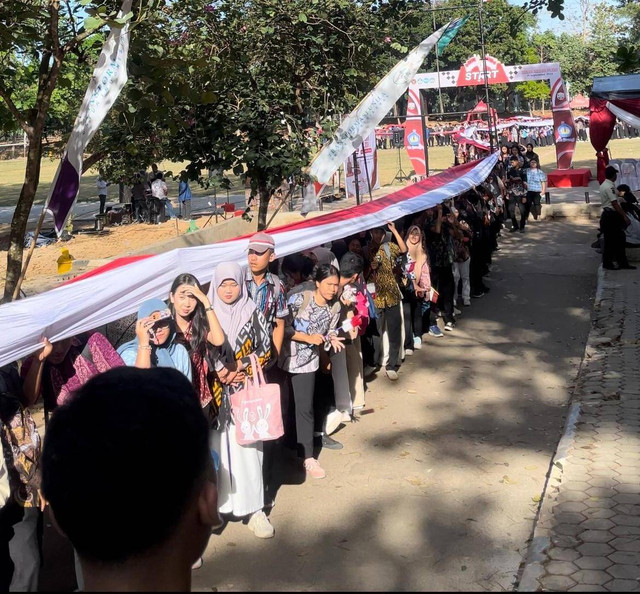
left=0, top=154, right=498, bottom=367
left=606, top=101, right=640, bottom=129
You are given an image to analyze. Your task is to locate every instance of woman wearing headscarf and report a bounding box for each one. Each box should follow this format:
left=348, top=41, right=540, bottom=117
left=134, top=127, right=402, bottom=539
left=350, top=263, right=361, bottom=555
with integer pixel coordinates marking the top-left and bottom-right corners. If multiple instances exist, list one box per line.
left=117, top=298, right=192, bottom=381
left=207, top=262, right=274, bottom=539
left=22, top=331, right=124, bottom=420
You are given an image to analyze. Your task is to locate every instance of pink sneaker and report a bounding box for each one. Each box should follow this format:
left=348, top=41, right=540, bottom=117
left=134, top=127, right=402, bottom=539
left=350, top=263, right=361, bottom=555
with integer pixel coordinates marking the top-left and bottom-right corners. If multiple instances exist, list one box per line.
left=304, top=457, right=326, bottom=479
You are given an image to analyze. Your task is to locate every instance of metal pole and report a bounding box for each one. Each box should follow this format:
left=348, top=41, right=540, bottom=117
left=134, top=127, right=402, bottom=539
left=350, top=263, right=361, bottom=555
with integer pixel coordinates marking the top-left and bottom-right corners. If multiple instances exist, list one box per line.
left=432, top=3, right=445, bottom=115
left=420, top=90, right=430, bottom=177
left=478, top=0, right=495, bottom=154
left=352, top=152, right=361, bottom=206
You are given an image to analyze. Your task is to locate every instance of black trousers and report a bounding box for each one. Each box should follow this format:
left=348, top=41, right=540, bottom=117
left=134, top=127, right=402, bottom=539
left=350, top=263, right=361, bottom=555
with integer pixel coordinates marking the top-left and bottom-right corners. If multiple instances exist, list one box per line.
left=373, top=302, right=402, bottom=370
left=508, top=195, right=530, bottom=230
left=262, top=365, right=291, bottom=504
left=527, top=191, right=542, bottom=219
left=99, top=194, right=106, bottom=215
left=601, top=209, right=629, bottom=268
left=430, top=265, right=455, bottom=324
left=402, top=289, right=423, bottom=349
left=290, top=371, right=317, bottom=459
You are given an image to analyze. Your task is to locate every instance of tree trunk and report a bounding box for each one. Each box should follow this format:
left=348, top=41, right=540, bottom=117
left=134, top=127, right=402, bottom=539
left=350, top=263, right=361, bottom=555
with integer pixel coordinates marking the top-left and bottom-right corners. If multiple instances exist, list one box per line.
left=257, top=181, right=270, bottom=231
left=3, top=131, right=43, bottom=301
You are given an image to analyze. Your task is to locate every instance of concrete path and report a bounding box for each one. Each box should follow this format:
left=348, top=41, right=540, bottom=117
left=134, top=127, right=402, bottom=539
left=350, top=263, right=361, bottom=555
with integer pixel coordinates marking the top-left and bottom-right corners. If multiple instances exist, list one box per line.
left=189, top=218, right=599, bottom=592
left=519, top=264, right=640, bottom=592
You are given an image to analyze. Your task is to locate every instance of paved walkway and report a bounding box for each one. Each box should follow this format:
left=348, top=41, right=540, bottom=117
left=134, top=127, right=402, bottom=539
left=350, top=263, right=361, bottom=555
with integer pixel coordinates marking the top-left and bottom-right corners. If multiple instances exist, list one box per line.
left=519, top=265, right=640, bottom=592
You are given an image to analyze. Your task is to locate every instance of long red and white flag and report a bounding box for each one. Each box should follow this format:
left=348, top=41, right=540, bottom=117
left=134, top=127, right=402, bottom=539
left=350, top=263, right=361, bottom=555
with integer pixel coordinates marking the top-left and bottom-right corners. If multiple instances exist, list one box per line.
left=0, top=154, right=498, bottom=367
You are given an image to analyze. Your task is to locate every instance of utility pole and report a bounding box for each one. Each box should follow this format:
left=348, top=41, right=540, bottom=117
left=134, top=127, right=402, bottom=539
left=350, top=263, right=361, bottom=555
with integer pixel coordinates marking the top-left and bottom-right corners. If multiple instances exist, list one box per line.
left=478, top=0, right=495, bottom=153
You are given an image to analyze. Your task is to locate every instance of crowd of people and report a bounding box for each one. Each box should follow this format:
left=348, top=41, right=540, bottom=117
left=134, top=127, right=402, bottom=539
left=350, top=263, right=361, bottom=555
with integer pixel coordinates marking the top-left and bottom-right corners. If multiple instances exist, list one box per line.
left=1, top=153, right=549, bottom=590
left=97, top=163, right=192, bottom=226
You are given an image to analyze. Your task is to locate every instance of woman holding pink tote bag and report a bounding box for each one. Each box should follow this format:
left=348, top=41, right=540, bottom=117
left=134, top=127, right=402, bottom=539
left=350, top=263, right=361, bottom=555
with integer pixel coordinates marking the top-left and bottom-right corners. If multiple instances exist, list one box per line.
left=208, top=262, right=275, bottom=539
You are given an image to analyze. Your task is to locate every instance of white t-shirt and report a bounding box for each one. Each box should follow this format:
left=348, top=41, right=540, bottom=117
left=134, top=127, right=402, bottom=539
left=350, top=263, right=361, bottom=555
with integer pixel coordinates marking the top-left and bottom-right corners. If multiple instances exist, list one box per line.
left=151, top=179, right=168, bottom=199
left=97, top=178, right=108, bottom=196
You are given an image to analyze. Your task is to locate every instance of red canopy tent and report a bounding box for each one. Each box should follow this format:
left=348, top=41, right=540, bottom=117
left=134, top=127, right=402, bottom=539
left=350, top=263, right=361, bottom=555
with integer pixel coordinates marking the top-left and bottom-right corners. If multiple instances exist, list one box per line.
left=589, top=74, right=640, bottom=182
left=465, top=100, right=498, bottom=127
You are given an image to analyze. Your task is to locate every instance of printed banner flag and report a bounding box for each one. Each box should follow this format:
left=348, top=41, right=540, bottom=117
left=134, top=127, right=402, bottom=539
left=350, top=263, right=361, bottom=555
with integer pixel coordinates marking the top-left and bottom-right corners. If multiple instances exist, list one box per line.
left=300, top=18, right=467, bottom=214
left=46, top=0, right=132, bottom=235
left=344, top=131, right=379, bottom=199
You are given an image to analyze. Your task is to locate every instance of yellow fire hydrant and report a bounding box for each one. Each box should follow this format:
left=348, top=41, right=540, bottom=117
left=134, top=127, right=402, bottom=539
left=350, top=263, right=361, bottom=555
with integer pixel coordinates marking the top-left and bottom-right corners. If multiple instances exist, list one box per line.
left=57, top=247, right=75, bottom=274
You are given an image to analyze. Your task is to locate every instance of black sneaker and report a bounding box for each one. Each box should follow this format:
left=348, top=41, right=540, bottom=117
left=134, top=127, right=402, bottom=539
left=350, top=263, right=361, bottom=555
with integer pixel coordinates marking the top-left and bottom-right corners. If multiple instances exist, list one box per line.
left=519, top=228, right=525, bottom=233
left=509, top=227, right=518, bottom=233
left=316, top=435, right=343, bottom=450
left=471, top=291, right=485, bottom=298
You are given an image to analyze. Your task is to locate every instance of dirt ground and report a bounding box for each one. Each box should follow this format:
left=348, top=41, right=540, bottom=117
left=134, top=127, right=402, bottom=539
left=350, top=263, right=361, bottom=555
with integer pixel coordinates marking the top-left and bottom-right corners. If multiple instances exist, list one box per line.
left=0, top=218, right=195, bottom=292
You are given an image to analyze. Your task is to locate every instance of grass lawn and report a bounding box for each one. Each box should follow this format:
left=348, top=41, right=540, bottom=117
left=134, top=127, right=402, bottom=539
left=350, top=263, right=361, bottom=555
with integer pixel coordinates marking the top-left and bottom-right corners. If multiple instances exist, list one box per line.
left=0, top=137, right=638, bottom=208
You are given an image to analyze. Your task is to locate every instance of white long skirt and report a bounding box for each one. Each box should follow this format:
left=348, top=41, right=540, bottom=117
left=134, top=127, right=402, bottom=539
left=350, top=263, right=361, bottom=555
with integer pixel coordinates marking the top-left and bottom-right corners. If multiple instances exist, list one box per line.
left=210, top=422, right=264, bottom=518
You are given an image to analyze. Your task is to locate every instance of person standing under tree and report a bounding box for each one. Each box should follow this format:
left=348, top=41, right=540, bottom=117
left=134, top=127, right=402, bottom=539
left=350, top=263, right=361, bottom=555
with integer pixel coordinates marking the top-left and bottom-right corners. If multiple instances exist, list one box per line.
left=599, top=166, right=636, bottom=271
left=178, top=176, right=193, bottom=220
left=97, top=173, right=109, bottom=215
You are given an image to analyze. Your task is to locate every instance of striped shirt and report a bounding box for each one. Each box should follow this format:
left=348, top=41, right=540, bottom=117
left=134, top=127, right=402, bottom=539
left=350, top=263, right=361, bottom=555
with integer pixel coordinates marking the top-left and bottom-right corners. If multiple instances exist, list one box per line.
left=244, top=268, right=287, bottom=329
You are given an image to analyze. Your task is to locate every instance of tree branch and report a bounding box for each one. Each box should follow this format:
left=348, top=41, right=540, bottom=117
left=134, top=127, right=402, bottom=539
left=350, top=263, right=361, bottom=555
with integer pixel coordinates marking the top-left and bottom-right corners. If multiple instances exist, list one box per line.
left=82, top=151, right=108, bottom=173
left=0, top=83, right=32, bottom=136
left=62, top=23, right=107, bottom=54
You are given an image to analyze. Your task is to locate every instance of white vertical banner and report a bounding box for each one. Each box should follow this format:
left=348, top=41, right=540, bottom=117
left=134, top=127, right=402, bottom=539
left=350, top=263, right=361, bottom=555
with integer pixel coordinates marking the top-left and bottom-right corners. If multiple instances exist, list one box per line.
left=300, top=18, right=464, bottom=214
left=45, top=0, right=133, bottom=235
left=344, top=131, right=379, bottom=199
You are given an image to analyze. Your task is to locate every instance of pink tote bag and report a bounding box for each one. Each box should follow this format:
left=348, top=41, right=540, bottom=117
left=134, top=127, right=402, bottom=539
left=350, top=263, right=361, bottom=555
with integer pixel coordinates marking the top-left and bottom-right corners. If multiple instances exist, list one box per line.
left=230, top=353, right=284, bottom=446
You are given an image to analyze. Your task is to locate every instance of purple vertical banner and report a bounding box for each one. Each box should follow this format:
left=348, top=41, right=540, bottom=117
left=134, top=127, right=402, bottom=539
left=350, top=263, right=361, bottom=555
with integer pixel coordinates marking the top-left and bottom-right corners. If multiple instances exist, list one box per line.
left=46, top=156, right=81, bottom=234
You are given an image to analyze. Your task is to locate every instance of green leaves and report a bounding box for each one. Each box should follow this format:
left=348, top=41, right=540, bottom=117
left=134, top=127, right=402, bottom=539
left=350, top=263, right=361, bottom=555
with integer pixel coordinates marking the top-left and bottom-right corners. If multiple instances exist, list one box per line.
left=298, top=12, right=308, bottom=23
left=83, top=16, right=103, bottom=31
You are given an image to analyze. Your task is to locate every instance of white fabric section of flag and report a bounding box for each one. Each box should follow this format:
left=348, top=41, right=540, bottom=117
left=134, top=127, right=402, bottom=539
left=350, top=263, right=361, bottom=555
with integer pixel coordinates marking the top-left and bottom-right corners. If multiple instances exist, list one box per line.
left=45, top=0, right=132, bottom=234
left=309, top=24, right=448, bottom=185
left=606, top=102, right=640, bottom=129
left=0, top=154, right=498, bottom=367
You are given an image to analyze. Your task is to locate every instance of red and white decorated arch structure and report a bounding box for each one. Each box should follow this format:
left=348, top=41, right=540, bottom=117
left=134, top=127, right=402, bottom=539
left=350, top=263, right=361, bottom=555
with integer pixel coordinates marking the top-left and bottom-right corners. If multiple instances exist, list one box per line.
left=404, top=55, right=577, bottom=175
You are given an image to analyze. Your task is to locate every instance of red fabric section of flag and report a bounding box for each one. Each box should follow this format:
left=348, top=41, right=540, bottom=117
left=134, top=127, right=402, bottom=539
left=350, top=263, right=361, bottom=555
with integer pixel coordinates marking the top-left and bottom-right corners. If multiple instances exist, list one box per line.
left=63, top=255, right=153, bottom=285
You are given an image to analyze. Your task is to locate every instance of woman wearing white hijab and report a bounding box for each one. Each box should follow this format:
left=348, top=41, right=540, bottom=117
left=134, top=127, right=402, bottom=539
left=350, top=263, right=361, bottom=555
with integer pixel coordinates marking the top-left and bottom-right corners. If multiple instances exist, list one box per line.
left=208, top=262, right=274, bottom=539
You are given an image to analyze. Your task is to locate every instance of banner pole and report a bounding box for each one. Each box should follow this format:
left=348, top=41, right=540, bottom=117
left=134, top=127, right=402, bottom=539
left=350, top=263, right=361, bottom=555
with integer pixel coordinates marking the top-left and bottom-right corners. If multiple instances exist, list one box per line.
left=12, top=207, right=48, bottom=300
left=361, top=146, right=373, bottom=202
left=352, top=153, right=361, bottom=206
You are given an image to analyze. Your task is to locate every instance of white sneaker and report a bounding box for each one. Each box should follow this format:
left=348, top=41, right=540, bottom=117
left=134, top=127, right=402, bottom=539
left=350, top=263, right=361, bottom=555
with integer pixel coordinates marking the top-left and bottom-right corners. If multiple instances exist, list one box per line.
left=405, top=348, right=414, bottom=356
left=248, top=511, right=275, bottom=539
left=340, top=410, right=352, bottom=423
left=325, top=409, right=343, bottom=436
left=304, top=457, right=326, bottom=479
left=444, top=322, right=455, bottom=332
left=413, top=337, right=422, bottom=350
left=454, top=307, right=462, bottom=316
left=386, top=369, right=399, bottom=381
left=463, top=300, right=471, bottom=306
left=192, top=557, right=203, bottom=570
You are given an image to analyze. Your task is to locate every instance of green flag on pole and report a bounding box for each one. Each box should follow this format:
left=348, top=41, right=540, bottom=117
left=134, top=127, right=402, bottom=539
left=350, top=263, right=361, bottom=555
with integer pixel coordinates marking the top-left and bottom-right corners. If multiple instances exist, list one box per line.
left=437, top=15, right=469, bottom=54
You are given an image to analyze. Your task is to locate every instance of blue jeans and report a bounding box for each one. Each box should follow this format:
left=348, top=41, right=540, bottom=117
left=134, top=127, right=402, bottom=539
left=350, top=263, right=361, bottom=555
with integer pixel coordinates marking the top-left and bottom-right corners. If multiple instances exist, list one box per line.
left=162, top=199, right=177, bottom=219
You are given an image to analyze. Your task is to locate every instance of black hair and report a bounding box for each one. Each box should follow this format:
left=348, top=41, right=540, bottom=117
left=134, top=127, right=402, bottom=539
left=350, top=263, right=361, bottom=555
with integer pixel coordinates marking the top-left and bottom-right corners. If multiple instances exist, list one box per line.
left=313, top=263, right=339, bottom=283
left=617, top=184, right=637, bottom=204
left=339, top=252, right=364, bottom=278
left=169, top=273, right=209, bottom=356
left=42, top=367, right=209, bottom=564
left=281, top=253, right=314, bottom=279
left=526, top=143, right=534, bottom=149
left=605, top=166, right=618, bottom=181
left=156, top=172, right=164, bottom=181
left=331, top=239, right=348, bottom=262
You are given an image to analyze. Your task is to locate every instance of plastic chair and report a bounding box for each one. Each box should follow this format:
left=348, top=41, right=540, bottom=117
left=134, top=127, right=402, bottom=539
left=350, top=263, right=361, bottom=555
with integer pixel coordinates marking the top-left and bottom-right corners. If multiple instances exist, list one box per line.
left=220, top=203, right=236, bottom=219
left=620, top=161, right=640, bottom=192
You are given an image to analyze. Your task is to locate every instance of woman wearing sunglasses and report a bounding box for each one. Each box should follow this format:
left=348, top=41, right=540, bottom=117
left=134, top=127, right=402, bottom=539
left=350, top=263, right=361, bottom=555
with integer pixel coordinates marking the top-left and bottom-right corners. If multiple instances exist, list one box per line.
left=117, top=298, right=192, bottom=381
